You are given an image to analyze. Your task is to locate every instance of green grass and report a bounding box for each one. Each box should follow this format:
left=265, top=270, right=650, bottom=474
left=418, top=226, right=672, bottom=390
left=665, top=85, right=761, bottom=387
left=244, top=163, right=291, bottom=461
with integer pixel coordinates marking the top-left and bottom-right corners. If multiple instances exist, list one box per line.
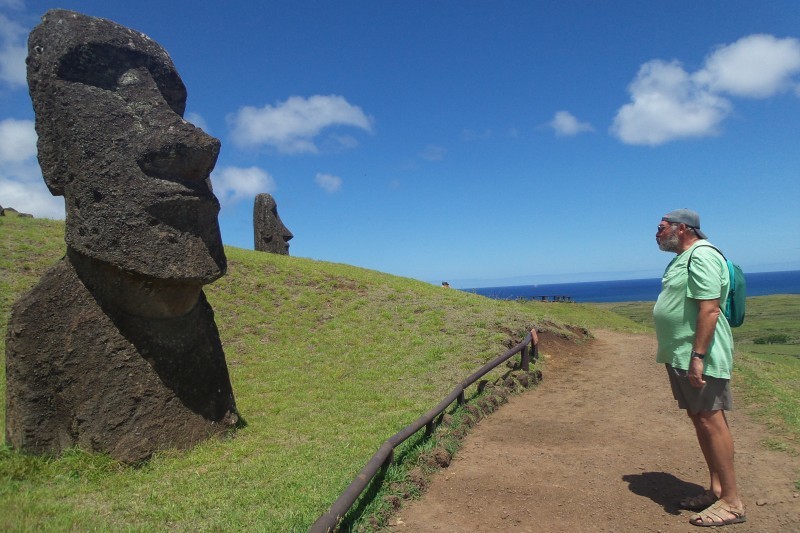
left=522, top=298, right=651, bottom=335
left=1, top=215, right=620, bottom=531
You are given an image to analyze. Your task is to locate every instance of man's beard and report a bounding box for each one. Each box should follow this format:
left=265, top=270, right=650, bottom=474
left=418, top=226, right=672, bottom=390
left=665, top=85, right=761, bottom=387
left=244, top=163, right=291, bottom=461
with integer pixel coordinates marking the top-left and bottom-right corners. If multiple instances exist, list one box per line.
left=658, top=232, right=681, bottom=253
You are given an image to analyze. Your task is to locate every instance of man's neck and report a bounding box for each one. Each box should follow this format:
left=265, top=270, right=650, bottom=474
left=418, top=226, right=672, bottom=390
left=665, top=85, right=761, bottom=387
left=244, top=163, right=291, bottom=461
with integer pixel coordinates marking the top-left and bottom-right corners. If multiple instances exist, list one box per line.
left=679, top=235, right=702, bottom=253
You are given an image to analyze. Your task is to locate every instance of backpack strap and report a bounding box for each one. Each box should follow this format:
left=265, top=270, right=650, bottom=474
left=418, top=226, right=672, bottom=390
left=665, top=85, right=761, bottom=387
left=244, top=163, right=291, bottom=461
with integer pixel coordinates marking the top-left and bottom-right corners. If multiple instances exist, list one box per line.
left=687, top=243, right=726, bottom=270
left=687, top=243, right=735, bottom=311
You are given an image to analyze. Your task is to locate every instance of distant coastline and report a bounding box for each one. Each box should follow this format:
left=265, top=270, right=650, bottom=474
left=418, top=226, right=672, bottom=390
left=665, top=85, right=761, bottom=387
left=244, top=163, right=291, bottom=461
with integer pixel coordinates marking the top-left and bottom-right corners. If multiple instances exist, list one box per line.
left=466, top=270, right=800, bottom=303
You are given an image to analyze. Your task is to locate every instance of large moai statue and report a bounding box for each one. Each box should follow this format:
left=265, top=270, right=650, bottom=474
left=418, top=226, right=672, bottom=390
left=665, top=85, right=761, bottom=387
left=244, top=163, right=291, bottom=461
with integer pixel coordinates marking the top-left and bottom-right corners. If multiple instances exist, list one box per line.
left=5, top=10, right=239, bottom=463
left=253, top=193, right=293, bottom=254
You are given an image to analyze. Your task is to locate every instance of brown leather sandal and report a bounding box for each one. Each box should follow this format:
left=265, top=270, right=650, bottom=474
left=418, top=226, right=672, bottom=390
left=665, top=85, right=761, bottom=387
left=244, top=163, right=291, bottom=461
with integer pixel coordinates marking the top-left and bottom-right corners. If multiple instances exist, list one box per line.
left=689, top=500, right=746, bottom=527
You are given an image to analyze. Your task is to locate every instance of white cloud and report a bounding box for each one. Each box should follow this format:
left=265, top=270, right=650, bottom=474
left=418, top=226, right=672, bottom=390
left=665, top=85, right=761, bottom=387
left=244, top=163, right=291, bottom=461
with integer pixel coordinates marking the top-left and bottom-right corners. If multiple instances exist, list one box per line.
left=228, top=95, right=373, bottom=154
left=0, top=14, right=27, bottom=87
left=695, top=34, right=800, bottom=98
left=212, top=166, right=276, bottom=206
left=185, top=112, right=210, bottom=134
left=322, top=133, right=361, bottom=152
left=0, top=117, right=64, bottom=219
left=419, top=144, right=446, bottom=161
left=0, top=118, right=37, bottom=162
left=0, top=178, right=64, bottom=218
left=612, top=34, right=800, bottom=146
left=549, top=111, right=594, bottom=137
left=611, top=60, right=731, bottom=145
left=315, top=172, right=342, bottom=193
left=460, top=128, right=494, bottom=141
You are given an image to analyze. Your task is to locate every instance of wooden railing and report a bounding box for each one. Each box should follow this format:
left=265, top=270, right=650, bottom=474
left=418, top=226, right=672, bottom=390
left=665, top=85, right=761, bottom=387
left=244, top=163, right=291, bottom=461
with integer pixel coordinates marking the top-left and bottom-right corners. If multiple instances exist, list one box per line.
left=310, top=329, right=540, bottom=532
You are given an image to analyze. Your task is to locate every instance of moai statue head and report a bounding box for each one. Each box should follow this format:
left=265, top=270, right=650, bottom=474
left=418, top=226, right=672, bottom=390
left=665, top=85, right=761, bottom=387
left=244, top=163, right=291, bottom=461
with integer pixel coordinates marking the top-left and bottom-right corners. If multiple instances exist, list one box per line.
left=27, top=9, right=226, bottom=283
left=253, top=193, right=293, bottom=255
left=6, top=10, right=238, bottom=462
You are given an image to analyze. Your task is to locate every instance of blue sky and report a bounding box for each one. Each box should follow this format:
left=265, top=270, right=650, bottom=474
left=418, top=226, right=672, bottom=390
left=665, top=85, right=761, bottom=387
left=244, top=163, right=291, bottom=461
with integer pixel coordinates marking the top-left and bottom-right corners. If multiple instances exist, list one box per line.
left=1, top=1, right=799, bottom=287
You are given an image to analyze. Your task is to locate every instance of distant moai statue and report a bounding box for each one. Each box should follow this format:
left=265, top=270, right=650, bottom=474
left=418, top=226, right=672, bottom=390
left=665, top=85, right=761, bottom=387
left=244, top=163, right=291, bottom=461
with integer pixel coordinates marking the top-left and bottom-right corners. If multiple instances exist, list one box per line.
left=5, top=10, right=238, bottom=463
left=1, top=207, right=33, bottom=217
left=253, top=193, right=293, bottom=254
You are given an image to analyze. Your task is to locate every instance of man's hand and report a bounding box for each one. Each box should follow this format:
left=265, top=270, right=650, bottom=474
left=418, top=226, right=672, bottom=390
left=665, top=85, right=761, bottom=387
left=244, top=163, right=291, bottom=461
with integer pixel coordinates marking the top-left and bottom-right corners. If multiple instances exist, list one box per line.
left=689, top=356, right=706, bottom=388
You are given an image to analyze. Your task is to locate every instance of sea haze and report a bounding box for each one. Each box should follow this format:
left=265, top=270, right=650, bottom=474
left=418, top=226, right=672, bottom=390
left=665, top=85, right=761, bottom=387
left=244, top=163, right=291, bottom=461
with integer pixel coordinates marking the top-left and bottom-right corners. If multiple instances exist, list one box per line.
left=467, top=270, right=800, bottom=303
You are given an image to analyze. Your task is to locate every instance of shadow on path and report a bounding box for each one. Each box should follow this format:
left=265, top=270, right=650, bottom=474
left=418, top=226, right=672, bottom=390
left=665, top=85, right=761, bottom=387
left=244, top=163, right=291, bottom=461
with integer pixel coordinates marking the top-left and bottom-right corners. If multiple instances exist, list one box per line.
left=623, top=471, right=704, bottom=515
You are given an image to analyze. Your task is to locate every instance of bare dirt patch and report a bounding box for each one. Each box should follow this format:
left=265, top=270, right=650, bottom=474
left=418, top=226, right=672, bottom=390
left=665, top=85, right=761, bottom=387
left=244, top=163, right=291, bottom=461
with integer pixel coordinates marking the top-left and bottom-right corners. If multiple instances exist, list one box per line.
left=389, top=330, right=800, bottom=532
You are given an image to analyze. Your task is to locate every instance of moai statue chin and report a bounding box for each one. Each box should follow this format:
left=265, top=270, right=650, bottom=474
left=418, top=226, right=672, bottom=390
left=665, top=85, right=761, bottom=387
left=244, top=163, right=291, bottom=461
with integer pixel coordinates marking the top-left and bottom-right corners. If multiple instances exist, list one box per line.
left=253, top=193, right=293, bottom=255
left=4, top=10, right=239, bottom=463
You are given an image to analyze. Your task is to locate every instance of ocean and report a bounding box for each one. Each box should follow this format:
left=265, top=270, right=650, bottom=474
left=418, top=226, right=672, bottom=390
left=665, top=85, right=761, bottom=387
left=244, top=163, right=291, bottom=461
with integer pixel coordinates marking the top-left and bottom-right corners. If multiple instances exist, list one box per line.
left=466, top=270, right=800, bottom=303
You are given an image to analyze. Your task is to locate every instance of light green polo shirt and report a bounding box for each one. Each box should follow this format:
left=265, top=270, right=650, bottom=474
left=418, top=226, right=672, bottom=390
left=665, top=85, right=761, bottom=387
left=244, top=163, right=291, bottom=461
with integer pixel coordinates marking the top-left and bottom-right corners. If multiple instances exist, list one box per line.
left=653, top=240, right=734, bottom=379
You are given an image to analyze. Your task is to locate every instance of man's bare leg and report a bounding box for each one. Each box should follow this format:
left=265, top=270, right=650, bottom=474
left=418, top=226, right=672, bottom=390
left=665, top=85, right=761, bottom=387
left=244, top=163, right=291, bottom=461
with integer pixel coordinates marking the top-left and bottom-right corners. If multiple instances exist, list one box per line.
left=689, top=410, right=722, bottom=498
left=689, top=410, right=743, bottom=524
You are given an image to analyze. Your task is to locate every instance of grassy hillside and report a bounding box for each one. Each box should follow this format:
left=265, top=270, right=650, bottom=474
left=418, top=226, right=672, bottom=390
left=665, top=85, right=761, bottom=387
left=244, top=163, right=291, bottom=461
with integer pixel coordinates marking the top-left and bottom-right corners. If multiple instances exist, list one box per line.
left=1, top=215, right=641, bottom=531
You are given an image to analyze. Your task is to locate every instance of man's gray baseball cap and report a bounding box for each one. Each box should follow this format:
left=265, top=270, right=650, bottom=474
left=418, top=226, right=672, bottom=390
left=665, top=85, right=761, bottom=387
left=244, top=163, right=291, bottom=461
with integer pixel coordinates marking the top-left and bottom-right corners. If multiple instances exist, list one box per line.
left=662, top=208, right=707, bottom=239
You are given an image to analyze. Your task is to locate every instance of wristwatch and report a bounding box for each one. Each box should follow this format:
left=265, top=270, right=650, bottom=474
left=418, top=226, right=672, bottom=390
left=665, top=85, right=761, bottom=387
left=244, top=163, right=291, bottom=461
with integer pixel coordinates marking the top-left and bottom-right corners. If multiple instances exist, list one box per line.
left=691, top=351, right=705, bottom=360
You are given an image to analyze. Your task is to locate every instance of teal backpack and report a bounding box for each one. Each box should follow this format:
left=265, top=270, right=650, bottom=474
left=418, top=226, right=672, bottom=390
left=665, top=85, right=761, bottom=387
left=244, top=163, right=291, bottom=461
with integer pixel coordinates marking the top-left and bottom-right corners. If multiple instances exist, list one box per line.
left=687, top=244, right=746, bottom=327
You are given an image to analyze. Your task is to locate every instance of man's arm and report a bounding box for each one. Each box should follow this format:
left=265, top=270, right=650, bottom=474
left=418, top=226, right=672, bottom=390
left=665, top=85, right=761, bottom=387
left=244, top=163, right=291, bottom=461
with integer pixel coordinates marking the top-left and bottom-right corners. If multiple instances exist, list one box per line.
left=688, top=298, right=721, bottom=387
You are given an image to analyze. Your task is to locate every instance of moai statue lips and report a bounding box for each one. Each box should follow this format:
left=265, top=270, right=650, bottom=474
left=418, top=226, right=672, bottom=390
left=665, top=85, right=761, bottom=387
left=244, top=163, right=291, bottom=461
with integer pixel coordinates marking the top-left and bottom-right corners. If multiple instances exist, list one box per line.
left=27, top=9, right=226, bottom=283
left=253, top=193, right=293, bottom=255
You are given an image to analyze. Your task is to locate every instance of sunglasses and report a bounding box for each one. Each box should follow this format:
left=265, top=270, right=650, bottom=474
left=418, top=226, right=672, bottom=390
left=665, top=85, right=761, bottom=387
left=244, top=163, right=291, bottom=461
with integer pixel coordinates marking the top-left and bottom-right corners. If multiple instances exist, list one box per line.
left=657, top=223, right=677, bottom=233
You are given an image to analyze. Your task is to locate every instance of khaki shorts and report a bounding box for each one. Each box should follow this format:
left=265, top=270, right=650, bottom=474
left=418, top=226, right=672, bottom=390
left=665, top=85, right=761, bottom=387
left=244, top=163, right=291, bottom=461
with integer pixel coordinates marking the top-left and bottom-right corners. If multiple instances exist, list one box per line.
left=666, top=364, right=733, bottom=414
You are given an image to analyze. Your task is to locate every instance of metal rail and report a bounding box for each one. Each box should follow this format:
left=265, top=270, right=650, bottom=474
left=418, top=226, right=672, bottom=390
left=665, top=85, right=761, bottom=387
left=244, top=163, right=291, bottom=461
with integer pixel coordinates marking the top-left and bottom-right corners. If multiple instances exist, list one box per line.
left=310, top=330, right=540, bottom=532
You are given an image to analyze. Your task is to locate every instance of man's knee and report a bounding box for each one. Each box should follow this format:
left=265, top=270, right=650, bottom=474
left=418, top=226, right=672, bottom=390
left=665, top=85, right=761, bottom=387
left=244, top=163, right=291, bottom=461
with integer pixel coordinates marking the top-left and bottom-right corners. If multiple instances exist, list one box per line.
left=693, top=409, right=729, bottom=432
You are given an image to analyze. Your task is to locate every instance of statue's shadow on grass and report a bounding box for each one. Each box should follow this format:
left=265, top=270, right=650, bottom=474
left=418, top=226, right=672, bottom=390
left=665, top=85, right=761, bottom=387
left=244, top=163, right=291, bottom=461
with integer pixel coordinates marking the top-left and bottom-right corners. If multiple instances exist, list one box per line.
left=622, top=472, right=704, bottom=515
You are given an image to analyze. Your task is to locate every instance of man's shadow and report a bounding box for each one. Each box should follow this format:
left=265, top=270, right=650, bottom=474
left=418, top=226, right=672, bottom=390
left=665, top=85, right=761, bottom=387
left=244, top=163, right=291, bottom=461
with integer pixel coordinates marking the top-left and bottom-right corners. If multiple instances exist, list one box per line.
left=622, top=472, right=705, bottom=515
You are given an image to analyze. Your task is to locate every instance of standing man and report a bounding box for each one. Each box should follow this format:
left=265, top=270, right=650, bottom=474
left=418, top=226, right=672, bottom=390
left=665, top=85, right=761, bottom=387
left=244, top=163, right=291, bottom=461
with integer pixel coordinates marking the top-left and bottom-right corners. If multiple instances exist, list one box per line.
left=653, top=209, right=746, bottom=527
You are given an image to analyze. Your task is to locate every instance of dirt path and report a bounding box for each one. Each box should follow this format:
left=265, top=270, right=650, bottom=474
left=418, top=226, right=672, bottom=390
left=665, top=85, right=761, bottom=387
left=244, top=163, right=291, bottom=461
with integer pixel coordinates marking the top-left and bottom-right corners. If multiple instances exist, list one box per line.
left=390, top=330, right=800, bottom=532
